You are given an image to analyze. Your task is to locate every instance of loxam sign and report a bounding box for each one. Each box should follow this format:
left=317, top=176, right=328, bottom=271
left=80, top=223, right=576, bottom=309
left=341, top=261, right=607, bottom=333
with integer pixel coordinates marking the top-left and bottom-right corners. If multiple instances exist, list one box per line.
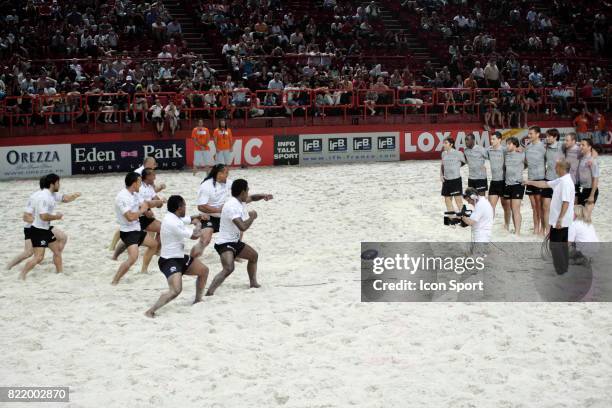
left=401, top=129, right=492, bottom=160
left=0, top=144, right=72, bottom=180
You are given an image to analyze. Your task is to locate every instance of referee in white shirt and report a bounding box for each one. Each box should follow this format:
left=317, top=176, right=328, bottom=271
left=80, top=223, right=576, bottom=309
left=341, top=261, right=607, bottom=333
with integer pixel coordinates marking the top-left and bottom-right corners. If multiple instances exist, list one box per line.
left=524, top=159, right=575, bottom=275
left=145, top=195, right=209, bottom=318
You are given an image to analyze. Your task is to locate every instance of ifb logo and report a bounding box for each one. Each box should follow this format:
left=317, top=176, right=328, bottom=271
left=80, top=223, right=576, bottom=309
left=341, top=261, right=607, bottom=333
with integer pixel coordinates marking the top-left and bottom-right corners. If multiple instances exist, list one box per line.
left=353, top=137, right=372, bottom=151
left=329, top=138, right=348, bottom=152
left=303, top=138, right=323, bottom=153
left=378, top=136, right=396, bottom=150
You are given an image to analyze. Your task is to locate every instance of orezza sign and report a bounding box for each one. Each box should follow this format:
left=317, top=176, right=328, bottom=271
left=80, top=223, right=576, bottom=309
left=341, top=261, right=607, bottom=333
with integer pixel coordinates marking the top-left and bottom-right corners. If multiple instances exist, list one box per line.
left=71, top=140, right=186, bottom=174
left=299, top=132, right=399, bottom=165
left=0, top=144, right=72, bottom=180
left=274, top=135, right=299, bottom=165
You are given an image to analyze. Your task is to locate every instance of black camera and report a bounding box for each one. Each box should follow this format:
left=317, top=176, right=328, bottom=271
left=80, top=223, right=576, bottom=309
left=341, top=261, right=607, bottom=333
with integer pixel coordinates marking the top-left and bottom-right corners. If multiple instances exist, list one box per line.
left=444, top=205, right=472, bottom=227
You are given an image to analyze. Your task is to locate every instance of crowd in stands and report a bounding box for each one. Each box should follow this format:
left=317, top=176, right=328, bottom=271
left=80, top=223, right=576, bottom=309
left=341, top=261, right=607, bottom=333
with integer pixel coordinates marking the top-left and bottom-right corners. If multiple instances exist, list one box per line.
left=0, top=0, right=610, bottom=132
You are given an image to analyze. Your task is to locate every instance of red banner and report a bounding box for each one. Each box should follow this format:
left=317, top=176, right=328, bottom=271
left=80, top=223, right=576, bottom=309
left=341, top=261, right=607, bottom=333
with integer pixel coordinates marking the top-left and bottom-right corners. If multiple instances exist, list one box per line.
left=400, top=128, right=493, bottom=160
left=186, top=134, right=274, bottom=167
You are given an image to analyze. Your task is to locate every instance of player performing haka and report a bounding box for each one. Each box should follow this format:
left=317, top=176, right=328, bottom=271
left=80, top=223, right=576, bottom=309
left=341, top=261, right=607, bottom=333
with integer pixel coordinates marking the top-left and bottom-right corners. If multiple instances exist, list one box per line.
left=205, top=179, right=273, bottom=296
left=111, top=172, right=160, bottom=285
left=112, top=168, right=165, bottom=261
left=191, top=164, right=233, bottom=259
left=110, top=161, right=165, bottom=251
left=19, top=174, right=81, bottom=280
left=145, top=195, right=210, bottom=318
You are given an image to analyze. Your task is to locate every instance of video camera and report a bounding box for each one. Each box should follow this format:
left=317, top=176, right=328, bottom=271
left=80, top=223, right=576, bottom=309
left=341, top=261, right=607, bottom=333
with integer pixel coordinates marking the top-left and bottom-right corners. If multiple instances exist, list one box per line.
left=444, top=205, right=472, bottom=228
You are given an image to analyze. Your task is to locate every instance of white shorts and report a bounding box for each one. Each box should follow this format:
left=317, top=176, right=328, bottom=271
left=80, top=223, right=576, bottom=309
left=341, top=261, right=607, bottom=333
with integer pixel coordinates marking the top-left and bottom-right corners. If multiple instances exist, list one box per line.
left=216, top=150, right=232, bottom=165
left=194, top=150, right=214, bottom=167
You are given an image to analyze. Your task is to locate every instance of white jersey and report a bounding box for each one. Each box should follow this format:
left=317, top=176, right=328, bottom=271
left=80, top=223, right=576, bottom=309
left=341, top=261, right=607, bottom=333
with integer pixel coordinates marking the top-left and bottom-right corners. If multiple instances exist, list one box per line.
left=197, top=178, right=233, bottom=217
left=25, top=191, right=63, bottom=228
left=32, top=189, right=63, bottom=230
left=216, top=197, right=248, bottom=244
left=138, top=182, right=157, bottom=204
left=160, top=212, right=193, bottom=259
left=115, top=188, right=141, bottom=232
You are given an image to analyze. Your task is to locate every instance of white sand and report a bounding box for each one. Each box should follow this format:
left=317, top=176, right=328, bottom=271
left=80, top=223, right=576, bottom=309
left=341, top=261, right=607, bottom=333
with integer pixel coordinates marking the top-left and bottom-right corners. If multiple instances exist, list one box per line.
left=1, top=159, right=611, bottom=408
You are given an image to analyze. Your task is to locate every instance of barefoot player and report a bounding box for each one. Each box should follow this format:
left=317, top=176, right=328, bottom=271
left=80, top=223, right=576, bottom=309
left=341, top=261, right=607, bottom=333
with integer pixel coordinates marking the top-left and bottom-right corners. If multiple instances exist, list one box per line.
left=20, top=174, right=81, bottom=280
left=111, top=172, right=159, bottom=285
left=145, top=195, right=210, bottom=317
left=205, top=179, right=273, bottom=296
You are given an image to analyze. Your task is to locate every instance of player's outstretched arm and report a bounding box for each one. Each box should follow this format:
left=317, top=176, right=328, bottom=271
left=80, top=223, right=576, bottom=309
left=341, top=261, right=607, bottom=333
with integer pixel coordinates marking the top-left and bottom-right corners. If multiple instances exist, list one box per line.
left=62, top=192, right=82, bottom=203
left=246, top=194, right=273, bottom=203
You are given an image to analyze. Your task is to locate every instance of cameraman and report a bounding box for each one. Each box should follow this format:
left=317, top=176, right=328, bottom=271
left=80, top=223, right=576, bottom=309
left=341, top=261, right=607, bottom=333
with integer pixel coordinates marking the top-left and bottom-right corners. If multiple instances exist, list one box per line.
left=461, top=187, right=494, bottom=243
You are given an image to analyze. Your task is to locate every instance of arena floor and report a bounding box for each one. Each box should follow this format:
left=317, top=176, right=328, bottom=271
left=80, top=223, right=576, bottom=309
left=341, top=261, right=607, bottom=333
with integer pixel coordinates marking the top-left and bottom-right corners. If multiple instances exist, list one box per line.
left=1, top=159, right=611, bottom=407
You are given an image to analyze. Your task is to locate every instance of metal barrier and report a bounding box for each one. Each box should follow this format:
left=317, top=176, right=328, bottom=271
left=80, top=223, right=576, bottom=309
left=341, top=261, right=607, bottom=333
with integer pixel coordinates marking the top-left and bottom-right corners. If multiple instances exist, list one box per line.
left=435, top=88, right=475, bottom=115
left=1, top=95, right=38, bottom=132
left=357, top=89, right=396, bottom=120
left=283, top=87, right=312, bottom=124
left=226, top=88, right=253, bottom=125
left=181, top=90, right=225, bottom=128
left=312, top=88, right=354, bottom=123
left=396, top=87, right=435, bottom=116
left=255, top=90, right=285, bottom=117
left=132, top=92, right=178, bottom=127
left=85, top=92, right=132, bottom=129
left=543, top=86, right=577, bottom=116
left=39, top=93, right=85, bottom=129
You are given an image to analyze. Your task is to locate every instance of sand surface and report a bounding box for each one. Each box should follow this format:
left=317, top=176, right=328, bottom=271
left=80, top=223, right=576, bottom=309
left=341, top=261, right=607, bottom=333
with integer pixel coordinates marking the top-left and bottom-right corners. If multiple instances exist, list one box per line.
left=1, top=159, right=611, bottom=407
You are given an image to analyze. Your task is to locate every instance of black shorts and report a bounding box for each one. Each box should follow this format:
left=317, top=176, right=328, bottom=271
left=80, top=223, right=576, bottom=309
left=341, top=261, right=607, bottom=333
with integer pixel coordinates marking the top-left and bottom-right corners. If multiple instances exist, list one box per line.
left=575, top=184, right=580, bottom=194
left=214, top=240, right=246, bottom=257
left=503, top=184, right=525, bottom=200
left=120, top=230, right=147, bottom=247
left=577, top=188, right=599, bottom=206
left=201, top=216, right=221, bottom=233
left=488, top=180, right=505, bottom=196
left=540, top=184, right=554, bottom=199
left=24, top=227, right=32, bottom=240
left=139, top=215, right=155, bottom=230
left=468, top=178, right=488, bottom=193
left=153, top=116, right=163, bottom=123
left=525, top=179, right=544, bottom=195
left=30, top=226, right=56, bottom=248
left=158, top=255, right=193, bottom=279
left=441, top=177, right=463, bottom=197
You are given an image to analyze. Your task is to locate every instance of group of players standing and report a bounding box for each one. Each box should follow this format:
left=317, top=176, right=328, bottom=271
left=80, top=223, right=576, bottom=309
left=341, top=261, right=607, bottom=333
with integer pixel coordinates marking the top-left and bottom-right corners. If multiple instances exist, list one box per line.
left=7, top=156, right=272, bottom=318
left=441, top=126, right=600, bottom=236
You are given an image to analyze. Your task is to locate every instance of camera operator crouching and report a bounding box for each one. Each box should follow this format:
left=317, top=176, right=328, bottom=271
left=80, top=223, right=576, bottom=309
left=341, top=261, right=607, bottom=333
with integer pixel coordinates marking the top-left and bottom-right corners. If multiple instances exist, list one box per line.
left=461, top=187, right=494, bottom=253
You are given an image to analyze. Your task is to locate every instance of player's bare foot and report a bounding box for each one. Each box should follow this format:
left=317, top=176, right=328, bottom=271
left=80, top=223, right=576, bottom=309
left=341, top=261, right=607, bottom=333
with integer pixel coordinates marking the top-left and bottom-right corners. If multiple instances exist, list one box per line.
left=250, top=282, right=261, bottom=288
left=19, top=271, right=27, bottom=281
left=205, top=290, right=214, bottom=296
left=145, top=310, right=155, bottom=318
